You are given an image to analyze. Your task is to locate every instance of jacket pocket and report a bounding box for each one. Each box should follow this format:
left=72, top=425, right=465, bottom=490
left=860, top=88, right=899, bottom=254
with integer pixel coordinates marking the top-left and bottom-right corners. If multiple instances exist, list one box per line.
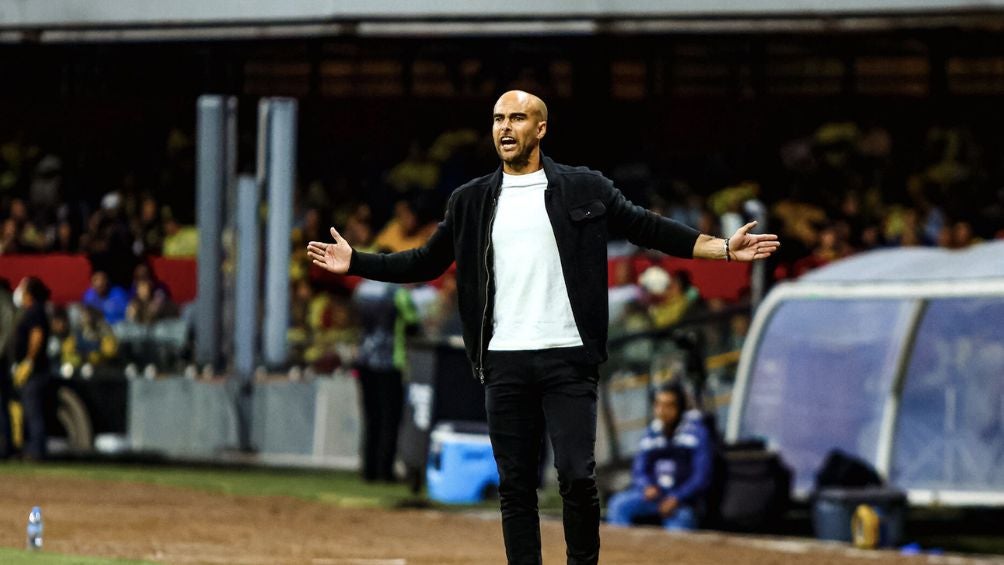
left=569, top=199, right=607, bottom=222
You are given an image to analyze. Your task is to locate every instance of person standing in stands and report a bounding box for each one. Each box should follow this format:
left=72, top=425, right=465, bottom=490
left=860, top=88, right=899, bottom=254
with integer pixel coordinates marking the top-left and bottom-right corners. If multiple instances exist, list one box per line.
left=0, top=279, right=16, bottom=458
left=352, top=278, right=420, bottom=482
left=12, top=277, right=52, bottom=460
left=606, top=382, right=713, bottom=531
left=307, top=90, right=778, bottom=564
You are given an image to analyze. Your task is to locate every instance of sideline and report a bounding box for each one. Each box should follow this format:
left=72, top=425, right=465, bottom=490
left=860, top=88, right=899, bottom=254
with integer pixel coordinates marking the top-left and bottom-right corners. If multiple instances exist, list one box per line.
left=615, top=526, right=1004, bottom=564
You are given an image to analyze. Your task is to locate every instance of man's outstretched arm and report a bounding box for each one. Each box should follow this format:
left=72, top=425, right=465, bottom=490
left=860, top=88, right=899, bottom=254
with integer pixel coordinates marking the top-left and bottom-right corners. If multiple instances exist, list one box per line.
left=692, top=221, right=780, bottom=262
left=307, top=222, right=455, bottom=283
left=605, top=184, right=778, bottom=262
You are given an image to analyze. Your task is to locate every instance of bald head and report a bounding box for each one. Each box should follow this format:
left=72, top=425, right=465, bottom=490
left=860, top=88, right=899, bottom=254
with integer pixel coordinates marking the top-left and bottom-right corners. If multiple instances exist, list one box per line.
left=492, top=90, right=549, bottom=174
left=495, top=90, right=548, bottom=122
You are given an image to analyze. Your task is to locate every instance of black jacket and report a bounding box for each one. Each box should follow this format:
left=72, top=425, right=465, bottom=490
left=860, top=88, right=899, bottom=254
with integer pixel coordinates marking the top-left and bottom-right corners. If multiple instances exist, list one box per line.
left=348, top=155, right=700, bottom=379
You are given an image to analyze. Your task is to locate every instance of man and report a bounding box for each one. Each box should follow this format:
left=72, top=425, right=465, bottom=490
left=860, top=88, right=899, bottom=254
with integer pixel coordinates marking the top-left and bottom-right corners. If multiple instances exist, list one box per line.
left=607, top=382, right=712, bottom=531
left=12, top=277, right=52, bottom=460
left=307, top=90, right=779, bottom=565
left=82, top=270, right=129, bottom=325
left=352, top=277, right=420, bottom=483
left=0, top=279, right=16, bottom=458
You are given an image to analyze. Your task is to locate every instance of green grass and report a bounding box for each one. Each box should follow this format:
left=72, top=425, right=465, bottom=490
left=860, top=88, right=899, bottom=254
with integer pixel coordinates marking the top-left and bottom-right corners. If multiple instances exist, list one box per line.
left=0, top=461, right=424, bottom=509
left=0, top=546, right=154, bottom=564
left=0, top=461, right=453, bottom=563
left=2, top=462, right=1003, bottom=557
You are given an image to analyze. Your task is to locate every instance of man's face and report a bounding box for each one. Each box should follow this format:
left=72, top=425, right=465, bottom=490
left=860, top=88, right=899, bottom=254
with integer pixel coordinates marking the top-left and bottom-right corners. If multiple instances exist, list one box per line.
left=12, top=279, right=28, bottom=308
left=394, top=201, right=418, bottom=234
left=136, top=280, right=153, bottom=301
left=91, top=272, right=109, bottom=296
left=654, top=391, right=681, bottom=430
left=52, top=316, right=68, bottom=336
left=10, top=199, right=27, bottom=221
left=141, top=199, right=158, bottom=222
left=492, top=92, right=546, bottom=170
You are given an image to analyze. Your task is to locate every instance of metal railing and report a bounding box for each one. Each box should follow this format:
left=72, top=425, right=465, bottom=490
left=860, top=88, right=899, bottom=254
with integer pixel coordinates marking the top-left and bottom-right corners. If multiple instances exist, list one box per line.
left=598, top=304, right=751, bottom=467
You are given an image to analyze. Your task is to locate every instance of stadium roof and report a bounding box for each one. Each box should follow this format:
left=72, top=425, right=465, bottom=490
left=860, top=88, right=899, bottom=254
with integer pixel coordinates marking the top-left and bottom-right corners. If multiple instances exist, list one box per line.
left=3, top=0, right=1004, bottom=41
left=801, top=240, right=1004, bottom=283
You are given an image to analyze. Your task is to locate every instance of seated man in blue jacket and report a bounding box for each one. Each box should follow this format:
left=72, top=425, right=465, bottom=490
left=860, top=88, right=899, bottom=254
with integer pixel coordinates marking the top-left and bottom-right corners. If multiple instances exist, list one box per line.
left=607, top=381, right=713, bottom=531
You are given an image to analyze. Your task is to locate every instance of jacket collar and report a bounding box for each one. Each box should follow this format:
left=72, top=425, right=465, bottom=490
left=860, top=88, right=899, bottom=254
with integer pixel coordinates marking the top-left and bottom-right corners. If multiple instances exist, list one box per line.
left=488, top=152, right=558, bottom=188
left=541, top=153, right=559, bottom=188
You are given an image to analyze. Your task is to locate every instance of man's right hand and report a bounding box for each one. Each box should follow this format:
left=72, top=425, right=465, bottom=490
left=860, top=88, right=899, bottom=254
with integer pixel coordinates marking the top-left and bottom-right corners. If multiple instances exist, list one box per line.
left=307, top=227, right=352, bottom=274
left=643, top=485, right=661, bottom=502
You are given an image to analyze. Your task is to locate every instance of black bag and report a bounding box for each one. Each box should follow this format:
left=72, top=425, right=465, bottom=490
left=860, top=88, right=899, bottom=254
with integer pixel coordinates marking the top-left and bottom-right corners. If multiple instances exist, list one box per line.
left=814, top=449, right=883, bottom=490
left=708, top=444, right=792, bottom=532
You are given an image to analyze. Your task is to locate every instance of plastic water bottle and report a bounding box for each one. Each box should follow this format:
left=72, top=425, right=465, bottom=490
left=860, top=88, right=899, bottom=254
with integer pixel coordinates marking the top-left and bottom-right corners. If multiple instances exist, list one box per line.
left=26, top=506, right=43, bottom=551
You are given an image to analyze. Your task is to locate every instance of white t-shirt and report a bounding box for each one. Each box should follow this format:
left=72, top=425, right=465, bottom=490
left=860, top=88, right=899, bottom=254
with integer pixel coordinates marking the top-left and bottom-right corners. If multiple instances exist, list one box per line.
left=488, top=169, right=583, bottom=351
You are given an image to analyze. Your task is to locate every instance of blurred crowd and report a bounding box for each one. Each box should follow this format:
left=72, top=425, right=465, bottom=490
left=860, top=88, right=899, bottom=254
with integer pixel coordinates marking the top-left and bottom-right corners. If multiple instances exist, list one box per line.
left=1, top=118, right=1001, bottom=376
left=0, top=264, right=184, bottom=377
left=766, top=122, right=1000, bottom=278
left=0, top=130, right=199, bottom=285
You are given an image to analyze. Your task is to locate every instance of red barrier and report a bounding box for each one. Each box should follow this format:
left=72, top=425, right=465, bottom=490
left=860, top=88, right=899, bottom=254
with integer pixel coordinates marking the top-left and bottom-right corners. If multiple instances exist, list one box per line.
left=1, top=253, right=750, bottom=307
left=0, top=254, right=199, bottom=305
left=149, top=256, right=198, bottom=304
left=610, top=256, right=750, bottom=302
left=0, top=254, right=94, bottom=305
left=0, top=253, right=93, bottom=305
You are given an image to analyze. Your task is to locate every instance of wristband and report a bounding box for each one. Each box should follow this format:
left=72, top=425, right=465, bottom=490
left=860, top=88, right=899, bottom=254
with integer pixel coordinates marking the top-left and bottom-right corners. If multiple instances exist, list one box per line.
left=724, top=237, right=732, bottom=262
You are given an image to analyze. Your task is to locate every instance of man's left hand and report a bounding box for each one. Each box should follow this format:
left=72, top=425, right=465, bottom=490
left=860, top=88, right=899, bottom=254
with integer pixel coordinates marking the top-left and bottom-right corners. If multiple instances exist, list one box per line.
left=13, top=360, right=32, bottom=388
left=728, top=221, right=780, bottom=262
left=658, top=496, right=679, bottom=517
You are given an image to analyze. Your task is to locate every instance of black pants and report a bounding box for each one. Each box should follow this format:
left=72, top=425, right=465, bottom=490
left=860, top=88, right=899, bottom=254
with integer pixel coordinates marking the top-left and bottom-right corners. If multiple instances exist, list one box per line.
left=0, top=358, right=13, bottom=458
left=357, top=367, right=404, bottom=482
left=484, top=349, right=600, bottom=565
left=21, top=374, right=49, bottom=460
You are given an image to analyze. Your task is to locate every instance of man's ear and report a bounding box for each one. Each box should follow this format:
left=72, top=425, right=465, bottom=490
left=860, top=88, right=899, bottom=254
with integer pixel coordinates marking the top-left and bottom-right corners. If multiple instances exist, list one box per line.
left=537, top=120, right=547, bottom=140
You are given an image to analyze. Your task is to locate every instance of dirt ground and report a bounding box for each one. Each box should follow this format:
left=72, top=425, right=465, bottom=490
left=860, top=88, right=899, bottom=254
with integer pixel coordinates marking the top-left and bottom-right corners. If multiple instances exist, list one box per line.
left=1, top=475, right=1001, bottom=565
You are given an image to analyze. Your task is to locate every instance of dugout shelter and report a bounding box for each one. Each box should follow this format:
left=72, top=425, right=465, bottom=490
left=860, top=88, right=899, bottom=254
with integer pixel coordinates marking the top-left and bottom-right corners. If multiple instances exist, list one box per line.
left=727, top=240, right=1004, bottom=506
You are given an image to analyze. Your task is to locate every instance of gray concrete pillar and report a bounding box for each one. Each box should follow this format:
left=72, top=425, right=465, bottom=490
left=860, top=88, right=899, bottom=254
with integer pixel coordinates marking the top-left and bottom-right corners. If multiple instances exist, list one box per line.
left=194, top=95, right=231, bottom=369
left=233, top=175, right=261, bottom=379
left=259, top=98, right=298, bottom=369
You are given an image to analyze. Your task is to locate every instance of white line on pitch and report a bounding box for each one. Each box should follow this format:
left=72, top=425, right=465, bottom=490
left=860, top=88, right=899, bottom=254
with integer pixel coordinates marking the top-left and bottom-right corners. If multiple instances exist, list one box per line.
left=311, top=559, right=406, bottom=565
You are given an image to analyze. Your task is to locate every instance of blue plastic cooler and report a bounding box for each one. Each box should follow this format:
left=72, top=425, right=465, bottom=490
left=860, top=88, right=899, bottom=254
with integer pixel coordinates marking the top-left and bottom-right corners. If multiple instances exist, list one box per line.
left=427, top=421, right=499, bottom=504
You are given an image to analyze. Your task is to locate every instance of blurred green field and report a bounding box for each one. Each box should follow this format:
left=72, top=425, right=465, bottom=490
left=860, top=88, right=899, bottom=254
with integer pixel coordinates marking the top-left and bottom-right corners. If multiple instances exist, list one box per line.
left=1, top=461, right=423, bottom=510
left=0, top=546, right=153, bottom=564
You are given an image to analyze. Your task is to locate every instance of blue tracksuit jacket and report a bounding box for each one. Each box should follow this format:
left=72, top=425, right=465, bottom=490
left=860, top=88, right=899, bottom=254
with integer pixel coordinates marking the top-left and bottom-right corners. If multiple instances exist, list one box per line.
left=630, top=410, right=713, bottom=504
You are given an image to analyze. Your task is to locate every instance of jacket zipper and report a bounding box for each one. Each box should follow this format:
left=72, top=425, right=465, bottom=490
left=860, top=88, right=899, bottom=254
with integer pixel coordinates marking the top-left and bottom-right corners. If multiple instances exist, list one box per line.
left=477, top=187, right=501, bottom=384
